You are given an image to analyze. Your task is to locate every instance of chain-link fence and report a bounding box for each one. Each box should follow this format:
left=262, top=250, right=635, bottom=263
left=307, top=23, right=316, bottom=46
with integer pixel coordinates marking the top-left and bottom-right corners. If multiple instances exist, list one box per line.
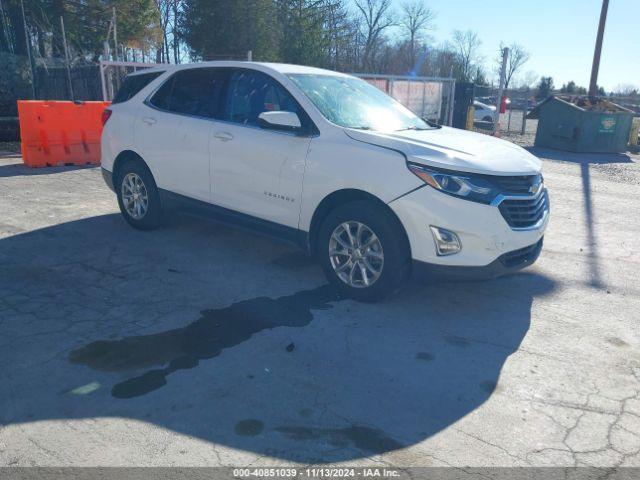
left=1, top=53, right=104, bottom=113
left=99, top=53, right=251, bottom=101
left=474, top=85, right=538, bottom=146
left=473, top=86, right=640, bottom=148
left=355, top=74, right=456, bottom=126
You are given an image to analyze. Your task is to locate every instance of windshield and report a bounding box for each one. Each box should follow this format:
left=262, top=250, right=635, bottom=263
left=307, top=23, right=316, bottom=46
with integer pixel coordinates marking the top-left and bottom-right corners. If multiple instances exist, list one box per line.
left=288, top=74, right=431, bottom=132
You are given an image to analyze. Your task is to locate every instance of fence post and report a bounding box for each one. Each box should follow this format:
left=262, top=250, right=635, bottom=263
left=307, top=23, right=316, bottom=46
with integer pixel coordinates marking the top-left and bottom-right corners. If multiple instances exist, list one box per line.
left=100, top=61, right=108, bottom=101
left=20, top=0, right=36, bottom=98
left=447, top=79, right=456, bottom=126
left=60, top=16, right=74, bottom=101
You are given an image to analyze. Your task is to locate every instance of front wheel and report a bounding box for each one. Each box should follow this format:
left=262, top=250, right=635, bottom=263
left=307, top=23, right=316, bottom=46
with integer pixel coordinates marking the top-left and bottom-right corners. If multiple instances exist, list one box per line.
left=317, top=201, right=410, bottom=302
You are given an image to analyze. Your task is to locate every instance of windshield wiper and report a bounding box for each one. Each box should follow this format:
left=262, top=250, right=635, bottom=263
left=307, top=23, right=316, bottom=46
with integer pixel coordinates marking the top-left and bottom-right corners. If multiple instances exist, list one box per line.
left=396, top=126, right=431, bottom=131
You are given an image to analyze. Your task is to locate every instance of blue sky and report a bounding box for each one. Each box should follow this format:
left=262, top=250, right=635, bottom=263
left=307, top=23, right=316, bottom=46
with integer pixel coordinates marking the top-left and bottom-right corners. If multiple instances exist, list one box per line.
left=379, top=0, right=639, bottom=91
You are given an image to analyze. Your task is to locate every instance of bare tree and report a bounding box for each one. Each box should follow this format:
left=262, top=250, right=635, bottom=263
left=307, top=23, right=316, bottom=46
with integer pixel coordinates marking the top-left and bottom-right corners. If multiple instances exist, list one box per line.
left=399, top=0, right=435, bottom=70
left=452, top=30, right=481, bottom=82
left=153, top=0, right=183, bottom=64
left=322, top=0, right=359, bottom=69
left=496, top=42, right=530, bottom=90
left=516, top=70, right=539, bottom=89
left=353, top=0, right=395, bottom=71
left=172, top=0, right=181, bottom=63
left=612, top=83, right=639, bottom=96
left=155, top=0, right=171, bottom=62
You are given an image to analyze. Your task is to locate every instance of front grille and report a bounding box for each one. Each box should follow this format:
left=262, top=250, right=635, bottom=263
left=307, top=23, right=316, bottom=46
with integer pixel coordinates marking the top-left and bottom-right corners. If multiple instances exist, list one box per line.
left=500, top=238, right=543, bottom=268
left=492, top=175, right=541, bottom=194
left=498, top=191, right=548, bottom=229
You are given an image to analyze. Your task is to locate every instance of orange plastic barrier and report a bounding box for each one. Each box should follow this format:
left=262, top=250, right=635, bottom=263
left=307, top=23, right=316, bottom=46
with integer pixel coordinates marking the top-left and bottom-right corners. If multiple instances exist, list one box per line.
left=17, top=100, right=111, bottom=168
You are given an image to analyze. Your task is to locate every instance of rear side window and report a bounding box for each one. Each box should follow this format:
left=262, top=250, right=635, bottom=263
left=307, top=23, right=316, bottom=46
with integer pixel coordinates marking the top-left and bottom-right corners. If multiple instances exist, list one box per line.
left=148, top=68, right=226, bottom=118
left=112, top=71, right=163, bottom=104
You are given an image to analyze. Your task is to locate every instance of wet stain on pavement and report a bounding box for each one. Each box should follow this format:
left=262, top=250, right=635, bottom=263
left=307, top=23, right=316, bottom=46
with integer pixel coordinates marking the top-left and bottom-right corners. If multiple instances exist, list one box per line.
left=270, top=251, right=317, bottom=270
left=69, top=285, right=341, bottom=399
left=275, top=425, right=404, bottom=454
left=235, top=419, right=265, bottom=436
left=444, top=335, right=470, bottom=348
left=606, top=337, right=628, bottom=347
left=415, top=352, right=435, bottom=362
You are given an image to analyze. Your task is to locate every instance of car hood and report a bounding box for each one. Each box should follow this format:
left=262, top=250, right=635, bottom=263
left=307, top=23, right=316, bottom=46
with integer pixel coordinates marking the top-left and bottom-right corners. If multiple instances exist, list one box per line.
left=345, top=126, right=541, bottom=176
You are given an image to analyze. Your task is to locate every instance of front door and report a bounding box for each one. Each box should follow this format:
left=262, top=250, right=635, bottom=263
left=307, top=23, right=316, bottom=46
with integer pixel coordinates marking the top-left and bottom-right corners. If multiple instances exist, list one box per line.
left=210, top=69, right=312, bottom=229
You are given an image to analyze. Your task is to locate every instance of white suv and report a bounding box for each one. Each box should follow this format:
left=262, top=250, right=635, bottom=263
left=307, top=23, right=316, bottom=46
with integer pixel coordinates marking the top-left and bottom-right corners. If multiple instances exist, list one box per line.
left=101, top=62, right=549, bottom=301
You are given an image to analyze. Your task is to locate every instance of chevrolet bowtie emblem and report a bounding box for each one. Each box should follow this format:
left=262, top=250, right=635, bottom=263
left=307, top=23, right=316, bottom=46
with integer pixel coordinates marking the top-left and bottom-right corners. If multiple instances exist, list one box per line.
left=529, top=182, right=541, bottom=195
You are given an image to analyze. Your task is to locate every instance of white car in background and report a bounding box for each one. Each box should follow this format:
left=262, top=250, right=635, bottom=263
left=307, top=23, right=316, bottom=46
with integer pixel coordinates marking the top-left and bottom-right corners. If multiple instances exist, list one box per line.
left=474, top=100, right=496, bottom=123
left=101, top=62, right=549, bottom=301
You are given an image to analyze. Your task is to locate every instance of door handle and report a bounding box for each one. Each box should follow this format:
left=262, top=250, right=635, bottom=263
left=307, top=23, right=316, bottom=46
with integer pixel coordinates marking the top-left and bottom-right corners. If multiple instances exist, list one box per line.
left=213, top=131, right=234, bottom=142
left=142, top=117, right=157, bottom=125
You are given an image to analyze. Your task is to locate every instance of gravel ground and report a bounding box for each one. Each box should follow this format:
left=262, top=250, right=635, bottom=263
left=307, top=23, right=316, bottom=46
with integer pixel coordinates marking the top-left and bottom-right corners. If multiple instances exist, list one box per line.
left=1, top=148, right=640, bottom=468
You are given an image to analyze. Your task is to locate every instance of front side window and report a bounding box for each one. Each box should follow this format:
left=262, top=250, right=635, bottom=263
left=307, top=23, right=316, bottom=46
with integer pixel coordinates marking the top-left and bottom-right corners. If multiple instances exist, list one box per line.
left=224, top=70, right=300, bottom=127
left=149, top=68, right=225, bottom=118
left=288, top=74, right=430, bottom=131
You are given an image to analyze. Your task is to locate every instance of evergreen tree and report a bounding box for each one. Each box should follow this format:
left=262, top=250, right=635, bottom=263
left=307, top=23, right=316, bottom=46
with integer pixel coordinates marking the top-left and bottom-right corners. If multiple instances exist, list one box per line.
left=181, top=0, right=280, bottom=61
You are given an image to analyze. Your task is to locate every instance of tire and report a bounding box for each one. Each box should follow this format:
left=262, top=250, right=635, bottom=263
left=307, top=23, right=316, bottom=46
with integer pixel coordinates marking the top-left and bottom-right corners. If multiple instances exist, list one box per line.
left=483, top=116, right=494, bottom=123
left=317, top=200, right=410, bottom=302
left=115, top=159, right=163, bottom=230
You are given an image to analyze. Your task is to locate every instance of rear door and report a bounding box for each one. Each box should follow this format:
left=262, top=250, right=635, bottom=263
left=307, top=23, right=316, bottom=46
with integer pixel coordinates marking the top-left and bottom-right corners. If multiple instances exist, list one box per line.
left=134, top=68, right=225, bottom=202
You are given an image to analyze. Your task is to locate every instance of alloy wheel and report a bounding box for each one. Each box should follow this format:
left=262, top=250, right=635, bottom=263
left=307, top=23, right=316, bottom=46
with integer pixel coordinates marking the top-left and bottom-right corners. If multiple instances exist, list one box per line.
left=329, top=221, right=384, bottom=288
left=121, top=172, right=149, bottom=220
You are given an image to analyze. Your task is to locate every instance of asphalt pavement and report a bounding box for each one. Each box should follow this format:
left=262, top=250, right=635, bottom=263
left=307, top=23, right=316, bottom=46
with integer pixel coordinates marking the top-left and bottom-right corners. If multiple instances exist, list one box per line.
left=1, top=148, right=639, bottom=467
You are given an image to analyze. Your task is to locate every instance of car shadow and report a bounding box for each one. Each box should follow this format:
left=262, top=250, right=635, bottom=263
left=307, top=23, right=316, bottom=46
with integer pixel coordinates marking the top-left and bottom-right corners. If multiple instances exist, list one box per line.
left=0, top=213, right=556, bottom=463
left=0, top=161, right=97, bottom=178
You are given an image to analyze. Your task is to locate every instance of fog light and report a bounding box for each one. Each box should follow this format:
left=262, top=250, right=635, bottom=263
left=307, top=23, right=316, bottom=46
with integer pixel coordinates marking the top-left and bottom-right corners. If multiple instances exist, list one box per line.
left=430, top=226, right=462, bottom=256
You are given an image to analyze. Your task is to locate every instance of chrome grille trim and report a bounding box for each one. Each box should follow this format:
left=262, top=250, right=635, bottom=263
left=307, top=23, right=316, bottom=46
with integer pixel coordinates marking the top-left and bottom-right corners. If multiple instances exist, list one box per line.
left=491, top=189, right=549, bottom=231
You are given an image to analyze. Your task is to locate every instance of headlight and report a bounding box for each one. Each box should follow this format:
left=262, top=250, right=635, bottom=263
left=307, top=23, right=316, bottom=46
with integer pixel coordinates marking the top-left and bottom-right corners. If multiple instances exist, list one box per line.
left=407, top=162, right=499, bottom=204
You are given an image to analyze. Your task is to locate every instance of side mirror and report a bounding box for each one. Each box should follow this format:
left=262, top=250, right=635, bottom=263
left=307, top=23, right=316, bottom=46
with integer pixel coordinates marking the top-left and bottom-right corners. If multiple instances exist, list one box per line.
left=258, top=111, right=302, bottom=132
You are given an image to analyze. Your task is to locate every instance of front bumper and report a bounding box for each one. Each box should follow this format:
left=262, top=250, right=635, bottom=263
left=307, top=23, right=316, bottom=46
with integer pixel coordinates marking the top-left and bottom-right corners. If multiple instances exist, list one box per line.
left=389, top=184, right=548, bottom=268
left=412, top=237, right=543, bottom=281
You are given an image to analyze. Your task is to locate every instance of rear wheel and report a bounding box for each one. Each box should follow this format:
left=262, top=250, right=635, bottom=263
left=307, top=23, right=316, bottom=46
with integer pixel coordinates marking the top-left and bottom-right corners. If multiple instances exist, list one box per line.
left=116, top=160, right=162, bottom=230
left=317, top=201, right=410, bottom=302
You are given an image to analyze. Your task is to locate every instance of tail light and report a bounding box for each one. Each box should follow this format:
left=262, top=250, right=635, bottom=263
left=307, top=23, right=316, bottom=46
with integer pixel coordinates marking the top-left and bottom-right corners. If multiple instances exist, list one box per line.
left=101, top=108, right=112, bottom=126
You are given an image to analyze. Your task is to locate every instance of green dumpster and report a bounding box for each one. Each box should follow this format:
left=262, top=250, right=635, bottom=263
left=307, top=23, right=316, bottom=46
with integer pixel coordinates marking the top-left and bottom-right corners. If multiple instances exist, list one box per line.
left=531, top=96, right=633, bottom=153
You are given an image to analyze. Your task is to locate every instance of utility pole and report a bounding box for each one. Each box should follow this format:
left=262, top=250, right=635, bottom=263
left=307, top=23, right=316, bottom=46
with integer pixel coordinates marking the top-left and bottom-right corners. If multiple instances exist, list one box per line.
left=589, top=0, right=609, bottom=98
left=104, top=14, right=113, bottom=60
left=112, top=7, right=118, bottom=61
left=494, top=47, right=509, bottom=135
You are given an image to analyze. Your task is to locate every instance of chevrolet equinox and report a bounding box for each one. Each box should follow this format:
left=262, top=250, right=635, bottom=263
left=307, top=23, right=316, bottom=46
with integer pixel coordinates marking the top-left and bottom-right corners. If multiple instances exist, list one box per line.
left=101, top=62, right=549, bottom=301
